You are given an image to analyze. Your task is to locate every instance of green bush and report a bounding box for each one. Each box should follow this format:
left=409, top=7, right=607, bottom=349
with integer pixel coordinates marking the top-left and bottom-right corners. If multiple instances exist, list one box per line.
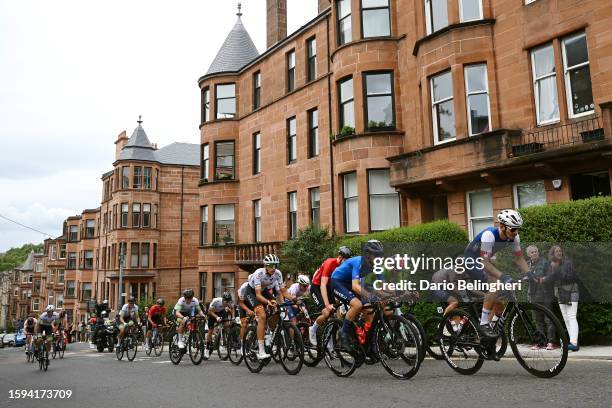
left=281, top=225, right=339, bottom=278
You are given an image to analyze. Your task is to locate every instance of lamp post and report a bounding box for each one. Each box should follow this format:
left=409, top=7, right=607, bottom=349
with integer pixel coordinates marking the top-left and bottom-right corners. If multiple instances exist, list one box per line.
left=117, top=242, right=125, bottom=311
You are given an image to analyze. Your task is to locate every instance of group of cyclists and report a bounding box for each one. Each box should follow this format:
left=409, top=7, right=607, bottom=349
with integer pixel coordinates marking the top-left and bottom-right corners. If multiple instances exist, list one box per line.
left=22, top=208, right=569, bottom=378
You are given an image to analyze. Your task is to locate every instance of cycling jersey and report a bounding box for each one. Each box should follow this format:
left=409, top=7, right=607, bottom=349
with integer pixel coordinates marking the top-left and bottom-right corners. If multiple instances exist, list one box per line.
left=148, top=305, right=166, bottom=322
left=209, top=297, right=230, bottom=313
left=312, top=258, right=340, bottom=286
left=286, top=282, right=309, bottom=298
left=173, top=297, right=202, bottom=316
left=237, top=282, right=249, bottom=300
left=38, top=312, right=59, bottom=326
left=463, top=226, right=522, bottom=281
left=331, top=256, right=364, bottom=282
left=120, top=304, right=139, bottom=320
left=248, top=267, right=285, bottom=291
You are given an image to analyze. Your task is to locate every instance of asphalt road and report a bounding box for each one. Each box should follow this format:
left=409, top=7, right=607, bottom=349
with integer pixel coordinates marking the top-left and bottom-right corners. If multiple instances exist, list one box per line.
left=0, top=343, right=610, bottom=408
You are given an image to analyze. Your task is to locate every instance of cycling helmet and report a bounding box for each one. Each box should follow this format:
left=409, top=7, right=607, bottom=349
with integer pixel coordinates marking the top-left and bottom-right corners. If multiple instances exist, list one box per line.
left=183, top=289, right=194, bottom=298
left=297, top=275, right=310, bottom=285
left=128, top=297, right=136, bottom=303
left=156, top=298, right=165, bottom=306
left=363, top=239, right=384, bottom=256
left=263, top=253, right=280, bottom=266
left=338, top=246, right=352, bottom=258
left=222, top=291, right=232, bottom=302
left=102, top=299, right=109, bottom=305
left=498, top=209, right=523, bottom=229
left=45, top=305, right=55, bottom=312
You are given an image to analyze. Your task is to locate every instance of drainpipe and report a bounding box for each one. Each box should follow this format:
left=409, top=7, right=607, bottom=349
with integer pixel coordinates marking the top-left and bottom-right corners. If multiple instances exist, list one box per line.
left=178, top=167, right=184, bottom=295
left=326, top=13, right=336, bottom=232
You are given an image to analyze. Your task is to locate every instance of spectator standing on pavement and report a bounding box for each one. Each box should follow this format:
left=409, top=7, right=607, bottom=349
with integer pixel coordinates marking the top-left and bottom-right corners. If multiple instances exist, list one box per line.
left=525, top=245, right=557, bottom=350
left=541, top=245, right=579, bottom=351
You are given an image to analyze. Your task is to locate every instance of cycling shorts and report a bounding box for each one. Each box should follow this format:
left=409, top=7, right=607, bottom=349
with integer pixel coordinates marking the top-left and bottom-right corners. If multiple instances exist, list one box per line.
left=311, top=284, right=335, bottom=310
left=463, top=257, right=487, bottom=282
left=244, top=285, right=276, bottom=310
left=38, top=325, right=54, bottom=340
left=207, top=310, right=228, bottom=329
left=331, top=278, right=356, bottom=306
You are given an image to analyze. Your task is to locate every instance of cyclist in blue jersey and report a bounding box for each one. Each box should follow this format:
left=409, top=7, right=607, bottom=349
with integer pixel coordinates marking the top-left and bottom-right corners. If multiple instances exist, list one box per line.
left=331, top=240, right=384, bottom=350
left=463, top=209, right=530, bottom=338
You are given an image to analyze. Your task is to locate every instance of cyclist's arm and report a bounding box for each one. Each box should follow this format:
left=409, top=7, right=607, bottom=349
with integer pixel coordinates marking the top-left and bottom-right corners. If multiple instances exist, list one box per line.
left=280, top=286, right=295, bottom=302
left=208, top=306, right=219, bottom=319
left=196, top=304, right=205, bottom=317
left=320, top=276, right=332, bottom=307
left=255, top=287, right=272, bottom=306
left=239, top=299, right=253, bottom=315
left=351, top=279, right=363, bottom=297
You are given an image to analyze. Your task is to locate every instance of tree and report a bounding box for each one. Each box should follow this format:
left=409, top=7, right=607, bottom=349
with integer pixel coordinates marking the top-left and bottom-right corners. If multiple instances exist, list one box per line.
left=0, top=243, right=43, bottom=272
left=281, top=225, right=338, bottom=279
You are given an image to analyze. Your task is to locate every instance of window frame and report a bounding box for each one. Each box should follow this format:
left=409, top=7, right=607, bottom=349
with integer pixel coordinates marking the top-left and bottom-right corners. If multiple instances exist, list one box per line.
left=464, top=63, right=491, bottom=136
left=287, top=50, right=296, bottom=93
left=287, top=117, right=297, bottom=164
left=254, top=199, right=262, bottom=243
left=85, top=219, right=95, bottom=238
left=133, top=166, right=142, bottom=189
left=308, top=108, right=319, bottom=158
left=253, top=71, right=261, bottom=110
left=215, top=83, right=237, bottom=120
left=143, top=167, right=152, bottom=189
left=214, top=204, right=236, bottom=245
left=288, top=191, right=298, bottom=239
left=466, top=188, right=493, bottom=240
left=200, top=205, right=208, bottom=246
left=306, top=37, right=317, bottom=82
left=337, top=0, right=352, bottom=46
left=199, top=272, right=208, bottom=303
left=360, top=0, right=391, bottom=39
left=84, top=250, right=94, bottom=270
left=531, top=43, right=560, bottom=126
left=338, top=76, right=355, bottom=131
left=121, top=203, right=129, bottom=228
left=202, top=86, right=210, bottom=123
left=132, top=203, right=141, bottom=228
left=343, top=172, right=359, bottom=234
left=141, top=243, right=150, bottom=268
left=253, top=132, right=261, bottom=174
left=309, top=187, right=321, bottom=227
left=425, top=0, right=449, bottom=35
left=363, top=70, right=396, bottom=131
left=513, top=181, right=547, bottom=209
left=142, top=203, right=151, bottom=228
left=214, top=140, right=236, bottom=181
left=367, top=168, right=400, bottom=232
left=458, top=0, right=483, bottom=23
left=130, top=243, right=140, bottom=268
left=430, top=70, right=456, bottom=145
left=562, top=31, right=594, bottom=119
left=122, top=166, right=130, bottom=189
left=201, top=143, right=209, bottom=181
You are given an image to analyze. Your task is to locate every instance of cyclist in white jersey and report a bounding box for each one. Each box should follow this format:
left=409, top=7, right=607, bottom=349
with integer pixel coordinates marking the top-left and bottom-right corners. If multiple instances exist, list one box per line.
left=243, top=254, right=297, bottom=360
left=117, top=297, right=140, bottom=348
left=204, top=291, right=235, bottom=358
left=173, top=289, right=205, bottom=348
left=36, top=305, right=59, bottom=355
left=285, top=275, right=311, bottom=324
left=237, top=281, right=253, bottom=346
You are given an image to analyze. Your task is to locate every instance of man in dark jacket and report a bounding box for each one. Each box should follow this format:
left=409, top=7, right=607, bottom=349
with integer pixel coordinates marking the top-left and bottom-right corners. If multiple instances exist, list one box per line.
left=525, top=245, right=557, bottom=349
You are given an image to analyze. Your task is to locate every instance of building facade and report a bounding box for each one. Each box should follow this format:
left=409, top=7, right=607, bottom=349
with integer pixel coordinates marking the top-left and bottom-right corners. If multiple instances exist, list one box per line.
left=4, top=0, right=612, bottom=323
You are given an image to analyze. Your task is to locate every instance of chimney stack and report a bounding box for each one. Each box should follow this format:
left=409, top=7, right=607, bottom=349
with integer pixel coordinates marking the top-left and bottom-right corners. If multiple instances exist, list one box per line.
left=114, top=130, right=128, bottom=160
left=266, top=0, right=287, bottom=49
left=318, top=0, right=330, bottom=14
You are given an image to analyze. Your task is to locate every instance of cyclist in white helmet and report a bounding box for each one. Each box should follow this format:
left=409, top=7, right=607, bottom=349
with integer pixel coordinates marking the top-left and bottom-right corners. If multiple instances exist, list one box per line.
left=243, top=254, right=297, bottom=360
left=284, top=274, right=311, bottom=324
left=462, top=209, right=530, bottom=339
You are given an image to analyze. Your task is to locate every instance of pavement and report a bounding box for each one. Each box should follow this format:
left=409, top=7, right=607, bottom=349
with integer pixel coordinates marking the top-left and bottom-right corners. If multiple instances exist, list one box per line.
left=0, top=343, right=611, bottom=408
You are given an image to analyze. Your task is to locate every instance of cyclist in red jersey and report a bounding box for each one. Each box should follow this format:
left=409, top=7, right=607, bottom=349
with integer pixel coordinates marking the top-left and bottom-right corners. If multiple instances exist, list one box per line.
left=308, top=246, right=352, bottom=345
left=145, top=299, right=167, bottom=351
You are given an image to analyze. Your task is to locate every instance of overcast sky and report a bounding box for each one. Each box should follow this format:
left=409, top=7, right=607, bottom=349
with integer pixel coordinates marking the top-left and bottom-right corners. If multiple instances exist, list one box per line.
left=0, top=0, right=317, bottom=252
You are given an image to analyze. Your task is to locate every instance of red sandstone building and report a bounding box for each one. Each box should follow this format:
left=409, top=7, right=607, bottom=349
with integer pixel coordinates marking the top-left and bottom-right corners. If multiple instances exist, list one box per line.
left=5, top=0, right=612, bottom=324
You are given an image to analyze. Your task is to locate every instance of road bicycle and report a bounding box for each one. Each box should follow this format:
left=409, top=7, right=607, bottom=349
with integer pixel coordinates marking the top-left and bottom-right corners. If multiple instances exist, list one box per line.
left=322, top=297, right=422, bottom=380
left=36, top=335, right=51, bottom=372
left=242, top=301, right=304, bottom=375
left=145, top=323, right=168, bottom=357
left=25, top=335, right=35, bottom=363
left=51, top=331, right=65, bottom=359
left=116, top=323, right=139, bottom=362
left=169, top=316, right=206, bottom=365
left=436, top=288, right=568, bottom=378
left=205, top=316, right=240, bottom=361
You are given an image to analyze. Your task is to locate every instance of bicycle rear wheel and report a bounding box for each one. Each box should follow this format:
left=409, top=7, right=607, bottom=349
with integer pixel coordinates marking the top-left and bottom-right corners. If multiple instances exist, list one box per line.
left=227, top=325, right=243, bottom=365
left=51, top=342, right=57, bottom=359
left=243, top=326, right=265, bottom=373
left=508, top=303, right=568, bottom=378
left=375, top=316, right=422, bottom=380
left=217, top=329, right=230, bottom=361
left=277, top=322, right=304, bottom=375
left=438, top=309, right=484, bottom=375
left=115, top=341, right=125, bottom=361
left=126, top=334, right=138, bottom=361
left=322, top=319, right=358, bottom=378
left=402, top=313, right=427, bottom=365
left=153, top=331, right=164, bottom=357
left=189, top=330, right=205, bottom=365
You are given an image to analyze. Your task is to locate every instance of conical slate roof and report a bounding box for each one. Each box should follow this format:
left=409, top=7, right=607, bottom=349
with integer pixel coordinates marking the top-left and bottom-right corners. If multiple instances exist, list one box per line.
left=117, top=121, right=157, bottom=162
left=206, top=16, right=259, bottom=75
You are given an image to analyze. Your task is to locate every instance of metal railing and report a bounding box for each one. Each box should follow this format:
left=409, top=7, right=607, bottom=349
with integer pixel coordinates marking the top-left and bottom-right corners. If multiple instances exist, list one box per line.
left=508, top=115, right=605, bottom=157
left=235, top=241, right=282, bottom=265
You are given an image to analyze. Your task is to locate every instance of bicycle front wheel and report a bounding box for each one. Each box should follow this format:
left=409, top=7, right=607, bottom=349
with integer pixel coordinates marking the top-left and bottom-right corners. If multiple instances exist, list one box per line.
left=277, top=322, right=304, bottom=375
left=153, top=331, right=164, bottom=357
left=227, top=324, right=243, bottom=365
left=438, top=309, right=484, bottom=375
left=243, top=326, right=265, bottom=373
left=169, top=334, right=183, bottom=365
left=126, top=335, right=138, bottom=362
left=508, top=303, right=568, bottom=378
left=188, top=330, right=204, bottom=365
left=375, top=316, right=422, bottom=380
left=297, top=322, right=321, bottom=367
left=115, top=341, right=125, bottom=361
left=217, top=329, right=230, bottom=361
left=321, top=319, right=358, bottom=378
